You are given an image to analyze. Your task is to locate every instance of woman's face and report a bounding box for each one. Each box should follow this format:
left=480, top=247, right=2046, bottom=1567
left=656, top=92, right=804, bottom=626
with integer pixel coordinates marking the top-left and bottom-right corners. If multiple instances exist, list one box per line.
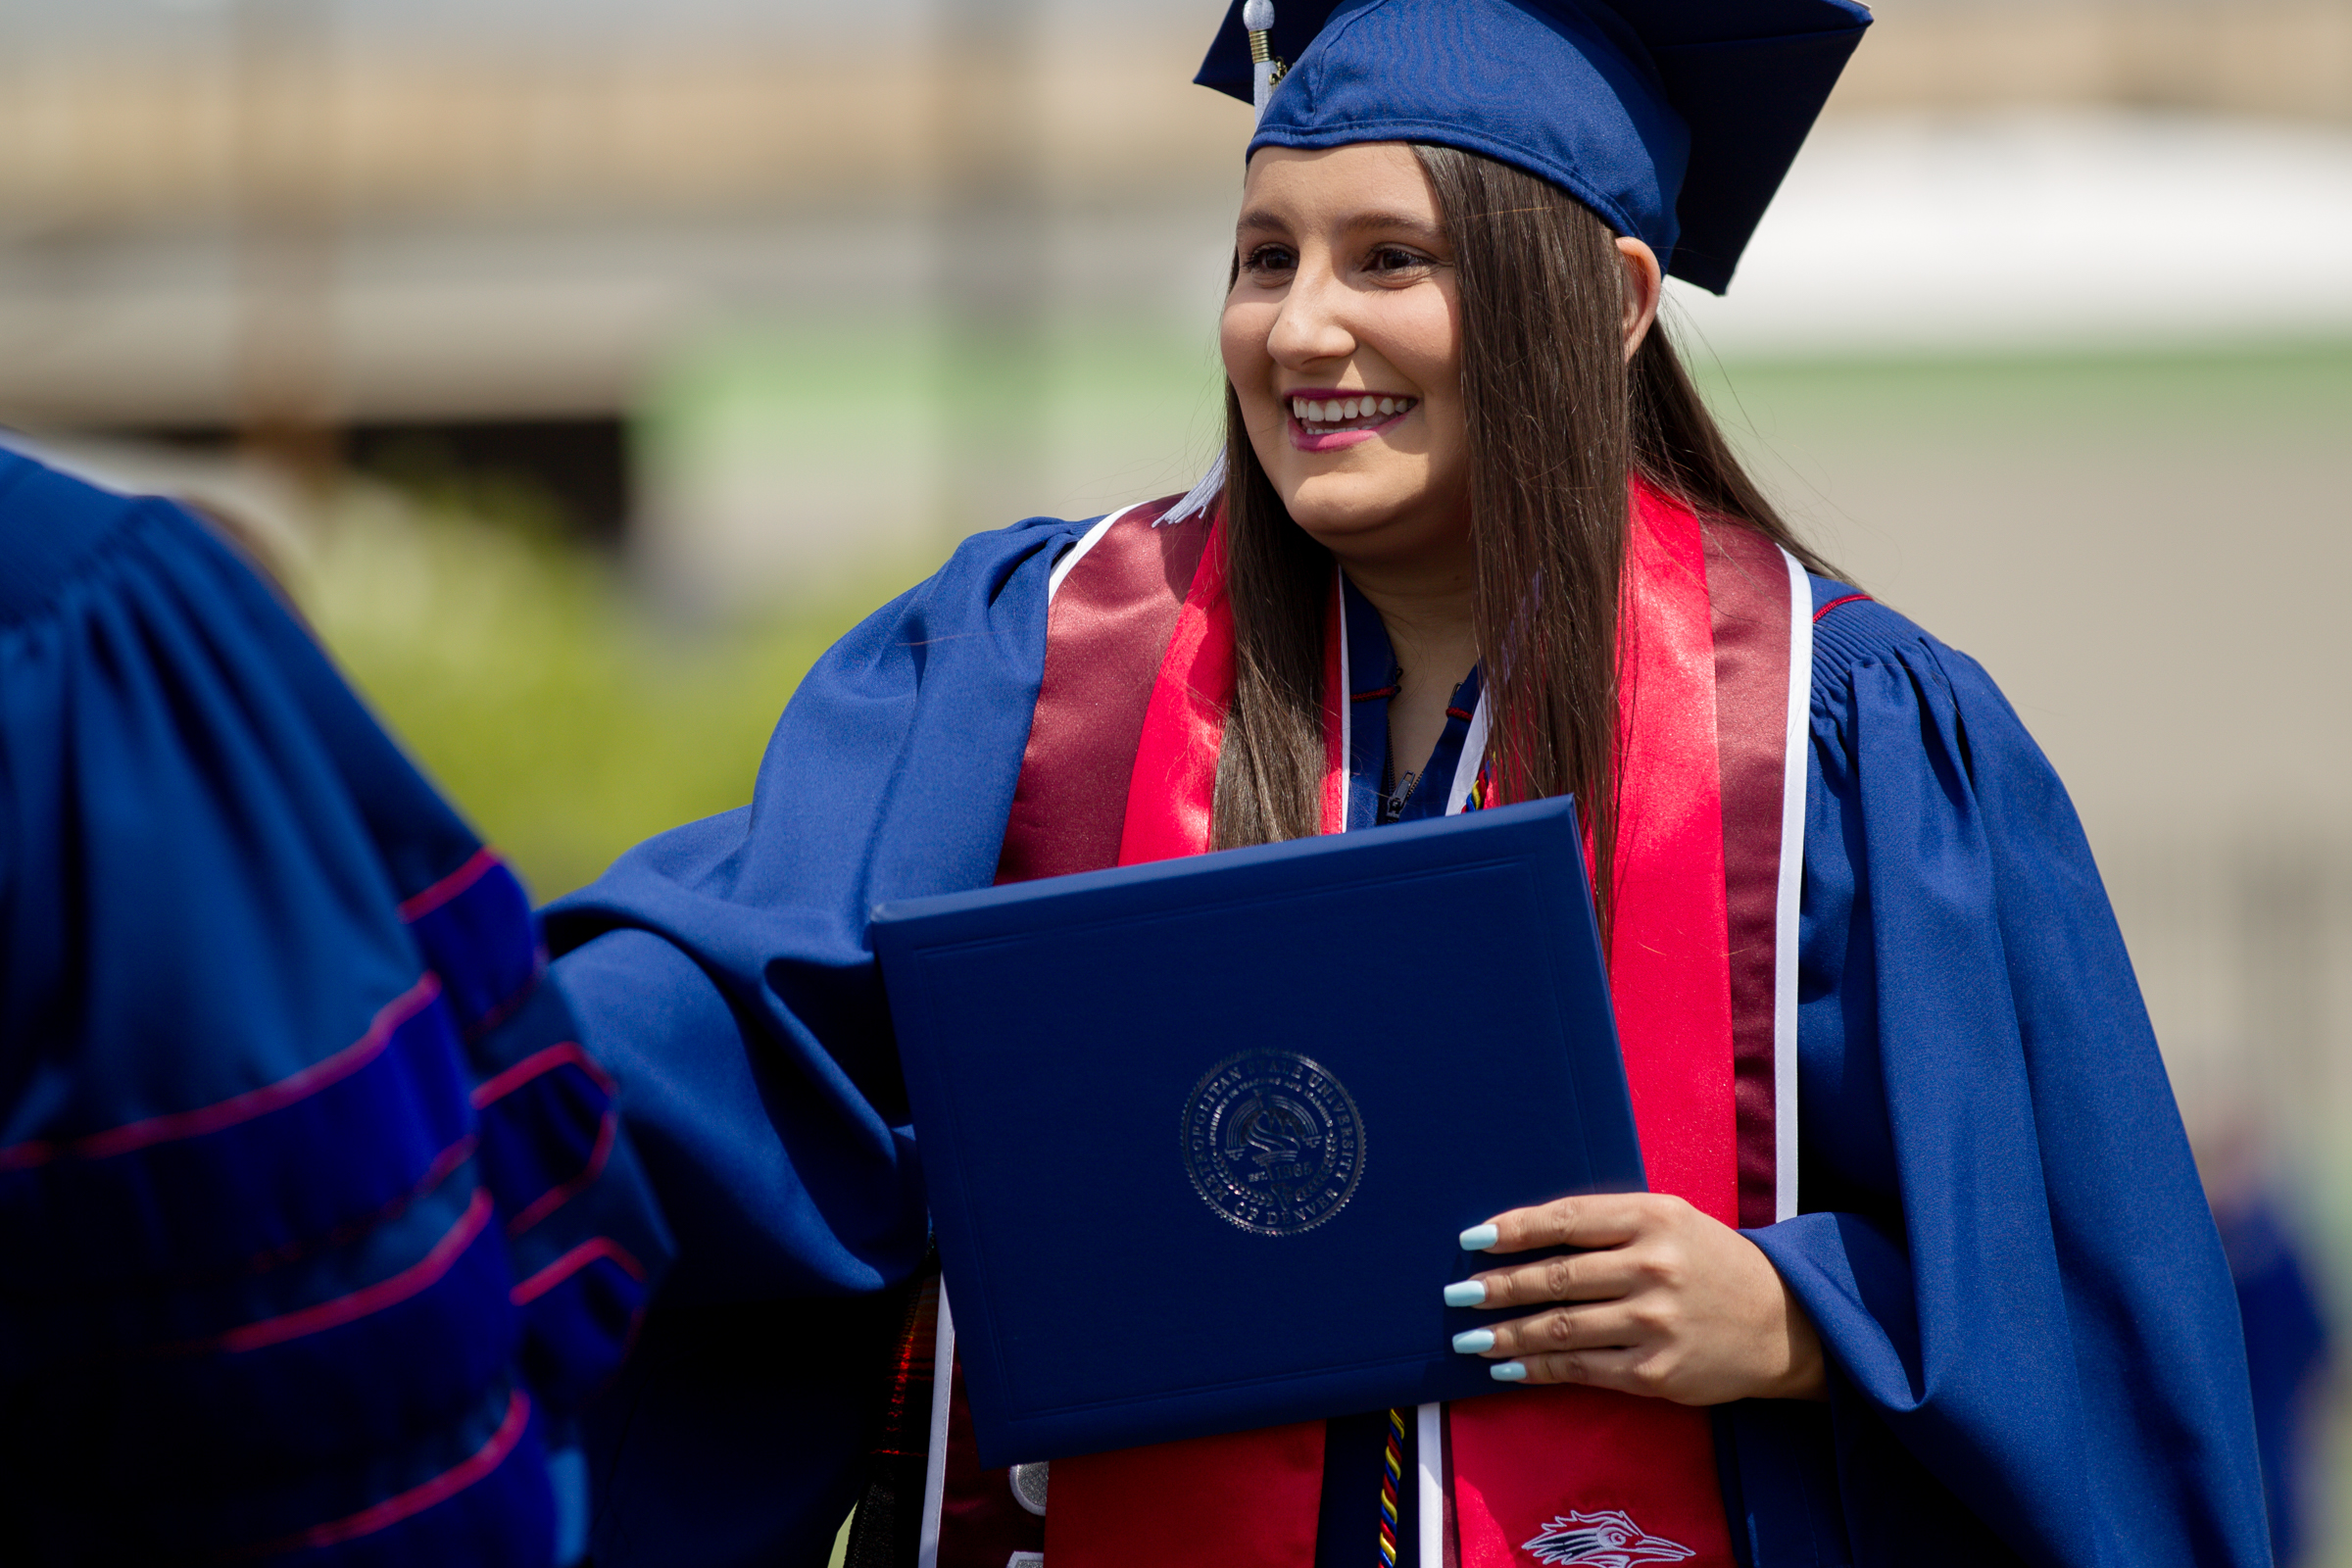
left=1221, top=142, right=1469, bottom=573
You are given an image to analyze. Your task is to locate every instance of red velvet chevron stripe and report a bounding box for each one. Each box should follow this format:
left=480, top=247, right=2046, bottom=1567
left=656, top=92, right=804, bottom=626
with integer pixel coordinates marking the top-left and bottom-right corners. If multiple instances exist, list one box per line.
left=471, top=1040, right=619, bottom=1238
left=400, top=848, right=543, bottom=1042
left=0, top=976, right=478, bottom=1339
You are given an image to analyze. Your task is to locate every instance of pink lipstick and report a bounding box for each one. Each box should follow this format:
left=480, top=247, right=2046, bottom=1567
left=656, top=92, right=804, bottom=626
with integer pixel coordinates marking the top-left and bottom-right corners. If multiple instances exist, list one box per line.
left=1285, top=387, right=1419, bottom=452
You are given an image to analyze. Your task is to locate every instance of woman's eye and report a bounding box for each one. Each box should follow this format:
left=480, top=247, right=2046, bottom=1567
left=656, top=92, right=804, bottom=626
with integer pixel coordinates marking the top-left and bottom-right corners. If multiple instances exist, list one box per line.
left=1242, top=244, right=1298, bottom=274
left=1367, top=246, right=1432, bottom=275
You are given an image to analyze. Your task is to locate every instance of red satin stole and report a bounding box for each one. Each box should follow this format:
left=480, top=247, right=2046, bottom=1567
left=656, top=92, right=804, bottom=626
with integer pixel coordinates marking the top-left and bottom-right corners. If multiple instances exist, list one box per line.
left=987, top=487, right=1794, bottom=1568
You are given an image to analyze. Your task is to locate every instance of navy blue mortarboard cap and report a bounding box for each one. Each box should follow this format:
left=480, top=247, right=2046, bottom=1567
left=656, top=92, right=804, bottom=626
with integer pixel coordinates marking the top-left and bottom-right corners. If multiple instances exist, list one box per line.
left=1198, top=0, right=1871, bottom=293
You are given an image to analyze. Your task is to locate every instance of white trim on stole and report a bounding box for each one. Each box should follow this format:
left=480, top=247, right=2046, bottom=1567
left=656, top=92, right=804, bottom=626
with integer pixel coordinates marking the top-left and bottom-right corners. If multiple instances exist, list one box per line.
left=916, top=501, right=1142, bottom=1565
left=1445, top=693, right=1491, bottom=818
left=1047, top=502, right=1143, bottom=604
left=920, top=496, right=1239, bottom=1566
left=1773, top=548, right=1812, bottom=1224
left=1417, top=1402, right=1445, bottom=1568
left=1336, top=565, right=1353, bottom=806
left=1334, top=569, right=1453, bottom=1568
left=1427, top=641, right=1492, bottom=1563
left=1407, top=552, right=1797, bottom=1561
left=916, top=1287, right=956, bottom=1568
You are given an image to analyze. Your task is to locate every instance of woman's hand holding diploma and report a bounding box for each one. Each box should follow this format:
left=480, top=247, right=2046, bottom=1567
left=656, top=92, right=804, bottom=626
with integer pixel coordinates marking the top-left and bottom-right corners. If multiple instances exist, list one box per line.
left=1445, top=1194, right=1829, bottom=1405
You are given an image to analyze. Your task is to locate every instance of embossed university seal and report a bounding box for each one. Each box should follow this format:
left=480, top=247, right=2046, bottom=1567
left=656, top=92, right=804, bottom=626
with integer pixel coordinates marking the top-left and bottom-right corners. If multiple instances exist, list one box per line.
left=1181, top=1049, right=1365, bottom=1236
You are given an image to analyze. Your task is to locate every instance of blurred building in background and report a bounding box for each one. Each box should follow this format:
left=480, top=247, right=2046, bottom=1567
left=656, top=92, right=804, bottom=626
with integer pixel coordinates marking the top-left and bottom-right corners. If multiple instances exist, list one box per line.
left=8, top=0, right=2349, bottom=581
left=1, top=0, right=2347, bottom=1548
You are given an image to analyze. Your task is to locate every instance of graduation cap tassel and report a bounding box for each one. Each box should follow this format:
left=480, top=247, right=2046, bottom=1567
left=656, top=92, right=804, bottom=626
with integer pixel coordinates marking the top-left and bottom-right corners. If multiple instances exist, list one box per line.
left=1161, top=449, right=1227, bottom=528
left=1244, top=0, right=1284, bottom=121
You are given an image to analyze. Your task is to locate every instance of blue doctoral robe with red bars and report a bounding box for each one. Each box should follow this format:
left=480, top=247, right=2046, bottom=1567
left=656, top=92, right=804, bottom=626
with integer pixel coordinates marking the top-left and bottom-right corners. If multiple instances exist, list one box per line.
left=544, top=498, right=2270, bottom=1568
left=0, top=446, right=673, bottom=1564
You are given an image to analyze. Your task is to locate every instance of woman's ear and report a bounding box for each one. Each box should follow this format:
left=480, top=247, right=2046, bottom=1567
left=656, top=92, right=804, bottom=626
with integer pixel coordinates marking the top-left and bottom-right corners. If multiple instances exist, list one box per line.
left=1615, top=236, right=1663, bottom=363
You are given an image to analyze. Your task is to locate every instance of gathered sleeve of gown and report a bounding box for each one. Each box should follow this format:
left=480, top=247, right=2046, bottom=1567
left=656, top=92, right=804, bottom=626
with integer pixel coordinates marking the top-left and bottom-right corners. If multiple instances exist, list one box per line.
left=540, top=513, right=1084, bottom=1566
left=1739, top=588, right=2271, bottom=1568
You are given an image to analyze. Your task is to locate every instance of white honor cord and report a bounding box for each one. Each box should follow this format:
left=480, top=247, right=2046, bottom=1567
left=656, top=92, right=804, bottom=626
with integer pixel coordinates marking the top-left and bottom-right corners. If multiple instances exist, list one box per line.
left=1416, top=1402, right=1443, bottom=1567
left=1334, top=564, right=1352, bottom=833
left=914, top=1286, right=956, bottom=1568
left=1772, top=547, right=1812, bottom=1223
left=1444, top=690, right=1491, bottom=816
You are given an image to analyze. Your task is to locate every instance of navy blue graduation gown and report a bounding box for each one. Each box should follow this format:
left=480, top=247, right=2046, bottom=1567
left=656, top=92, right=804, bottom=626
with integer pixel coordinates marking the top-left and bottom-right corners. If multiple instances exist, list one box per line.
left=544, top=513, right=2268, bottom=1568
left=0, top=448, right=673, bottom=1563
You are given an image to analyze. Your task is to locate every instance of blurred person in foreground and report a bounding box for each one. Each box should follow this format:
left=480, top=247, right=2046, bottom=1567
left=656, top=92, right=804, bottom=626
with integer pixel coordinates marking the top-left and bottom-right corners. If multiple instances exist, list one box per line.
left=543, top=2, right=2270, bottom=1566
left=0, top=440, right=672, bottom=1564
left=2197, top=1104, right=2333, bottom=1567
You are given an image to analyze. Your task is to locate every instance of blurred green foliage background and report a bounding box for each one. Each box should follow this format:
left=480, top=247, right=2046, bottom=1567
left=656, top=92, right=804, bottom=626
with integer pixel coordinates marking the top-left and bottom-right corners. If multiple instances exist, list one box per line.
left=299, top=488, right=900, bottom=901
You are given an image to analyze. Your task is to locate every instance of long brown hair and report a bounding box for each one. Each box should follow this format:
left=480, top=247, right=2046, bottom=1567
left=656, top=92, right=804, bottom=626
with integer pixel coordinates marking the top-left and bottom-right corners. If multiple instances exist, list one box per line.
left=1210, top=144, right=1838, bottom=917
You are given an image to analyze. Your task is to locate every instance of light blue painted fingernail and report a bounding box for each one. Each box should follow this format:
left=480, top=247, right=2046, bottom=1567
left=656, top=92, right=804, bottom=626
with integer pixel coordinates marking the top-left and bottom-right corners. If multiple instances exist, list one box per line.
left=1458, top=1223, right=1499, bottom=1251
left=1451, top=1329, right=1495, bottom=1355
left=1444, top=1279, right=1488, bottom=1308
left=1490, top=1361, right=1528, bottom=1383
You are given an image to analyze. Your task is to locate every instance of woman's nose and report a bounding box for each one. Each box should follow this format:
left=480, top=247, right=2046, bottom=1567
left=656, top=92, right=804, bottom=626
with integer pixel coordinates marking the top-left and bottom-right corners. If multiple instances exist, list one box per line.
left=1267, top=262, right=1356, bottom=368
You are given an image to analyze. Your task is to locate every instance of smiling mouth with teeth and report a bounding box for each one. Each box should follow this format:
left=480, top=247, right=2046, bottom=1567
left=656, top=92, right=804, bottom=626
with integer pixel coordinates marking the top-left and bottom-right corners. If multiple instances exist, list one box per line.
left=1290, top=393, right=1417, bottom=433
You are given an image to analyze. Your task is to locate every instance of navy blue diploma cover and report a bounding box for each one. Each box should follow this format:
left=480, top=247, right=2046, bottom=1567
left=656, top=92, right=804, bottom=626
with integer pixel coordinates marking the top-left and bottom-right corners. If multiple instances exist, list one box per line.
left=871, top=796, right=1643, bottom=1467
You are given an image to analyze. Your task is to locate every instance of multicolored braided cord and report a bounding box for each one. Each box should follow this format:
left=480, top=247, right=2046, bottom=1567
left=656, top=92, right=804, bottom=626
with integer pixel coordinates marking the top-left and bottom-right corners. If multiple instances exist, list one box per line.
left=1378, top=1405, right=1406, bottom=1568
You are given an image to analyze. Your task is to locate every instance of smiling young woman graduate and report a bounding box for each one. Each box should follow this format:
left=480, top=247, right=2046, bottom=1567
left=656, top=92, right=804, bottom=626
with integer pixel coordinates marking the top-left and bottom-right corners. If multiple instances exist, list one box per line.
left=542, top=3, right=2271, bottom=1566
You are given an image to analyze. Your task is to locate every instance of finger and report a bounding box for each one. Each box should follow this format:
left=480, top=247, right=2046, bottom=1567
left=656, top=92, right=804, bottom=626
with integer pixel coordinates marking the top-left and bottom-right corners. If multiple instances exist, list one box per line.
left=1458, top=1247, right=1645, bottom=1311
left=1460, top=1302, right=1644, bottom=1361
left=1496, top=1345, right=1666, bottom=1394
left=1467, top=1192, right=1668, bottom=1255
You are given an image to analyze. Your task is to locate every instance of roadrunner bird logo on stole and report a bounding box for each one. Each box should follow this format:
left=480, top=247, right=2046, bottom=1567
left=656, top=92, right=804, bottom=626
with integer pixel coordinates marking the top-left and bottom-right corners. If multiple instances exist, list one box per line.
left=1522, top=1510, right=1695, bottom=1567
